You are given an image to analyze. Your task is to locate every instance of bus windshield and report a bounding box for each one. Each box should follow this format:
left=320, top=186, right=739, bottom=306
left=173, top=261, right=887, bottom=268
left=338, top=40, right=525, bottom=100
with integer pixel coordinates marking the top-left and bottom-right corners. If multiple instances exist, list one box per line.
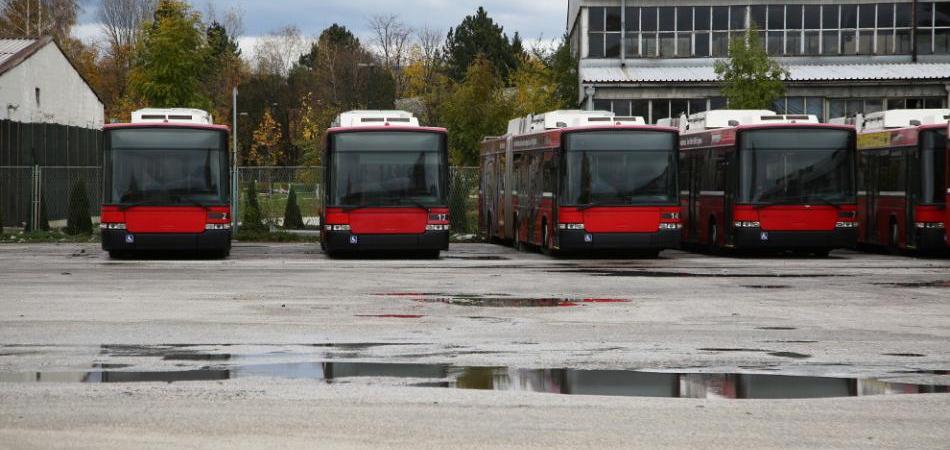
left=921, top=129, right=947, bottom=205
left=330, top=132, right=446, bottom=207
left=739, top=129, right=855, bottom=205
left=562, top=130, right=677, bottom=206
left=106, top=128, right=229, bottom=206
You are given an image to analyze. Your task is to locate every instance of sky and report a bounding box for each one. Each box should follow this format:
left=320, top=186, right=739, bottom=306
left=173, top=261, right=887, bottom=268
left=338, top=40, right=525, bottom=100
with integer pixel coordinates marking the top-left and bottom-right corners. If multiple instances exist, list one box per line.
left=75, top=0, right=569, bottom=57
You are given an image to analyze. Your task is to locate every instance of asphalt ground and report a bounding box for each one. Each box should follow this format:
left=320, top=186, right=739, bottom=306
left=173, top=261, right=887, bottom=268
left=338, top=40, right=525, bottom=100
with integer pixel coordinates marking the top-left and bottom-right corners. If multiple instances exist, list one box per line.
left=0, top=243, right=948, bottom=449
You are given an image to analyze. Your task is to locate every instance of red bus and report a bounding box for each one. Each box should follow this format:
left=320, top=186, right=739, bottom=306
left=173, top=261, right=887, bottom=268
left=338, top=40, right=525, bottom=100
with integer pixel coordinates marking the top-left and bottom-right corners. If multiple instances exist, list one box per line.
left=100, top=109, right=232, bottom=258
left=679, top=110, right=857, bottom=256
left=480, top=110, right=681, bottom=256
left=855, top=109, right=949, bottom=253
left=320, top=111, right=450, bottom=258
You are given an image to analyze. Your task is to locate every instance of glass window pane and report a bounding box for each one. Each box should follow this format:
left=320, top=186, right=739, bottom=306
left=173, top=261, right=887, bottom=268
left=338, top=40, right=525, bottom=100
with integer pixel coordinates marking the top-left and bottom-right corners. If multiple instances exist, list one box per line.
left=750, top=5, right=766, bottom=29
left=936, top=29, right=950, bottom=54
left=878, top=30, right=895, bottom=54
left=589, top=7, right=605, bottom=32
left=589, top=33, right=605, bottom=58
left=730, top=6, right=746, bottom=30
left=858, top=30, right=874, bottom=54
left=659, top=33, right=675, bottom=56
left=606, top=33, right=621, bottom=57
left=676, top=33, right=691, bottom=56
left=842, top=31, right=857, bottom=54
left=695, top=6, right=711, bottom=31
left=787, top=97, right=805, bottom=114
left=896, top=29, right=912, bottom=53
left=887, top=98, right=906, bottom=110
left=653, top=100, right=671, bottom=122
left=859, top=4, right=876, bottom=28
left=829, top=99, right=846, bottom=119
left=755, top=31, right=767, bottom=50
left=713, top=6, right=729, bottom=30
left=768, top=5, right=784, bottom=30
left=631, top=100, right=649, bottom=119
left=841, top=5, right=857, bottom=28
left=670, top=100, right=689, bottom=118
left=711, top=97, right=728, bottom=110
left=625, top=34, right=640, bottom=57
left=659, top=7, right=675, bottom=31
left=695, top=32, right=710, bottom=56
left=864, top=99, right=883, bottom=113
left=593, top=99, right=612, bottom=112
left=896, top=3, right=913, bottom=27
left=917, top=2, right=934, bottom=27
left=822, top=31, right=839, bottom=54
left=606, top=7, right=622, bottom=31
left=689, top=99, right=707, bottom=114
left=642, top=7, right=657, bottom=32
left=806, top=97, right=824, bottom=118
left=626, top=7, right=639, bottom=31
left=907, top=98, right=923, bottom=109
left=847, top=100, right=863, bottom=114
left=918, top=30, right=934, bottom=54
left=878, top=3, right=895, bottom=27
left=823, top=5, right=839, bottom=29
left=925, top=97, right=945, bottom=108
left=677, top=6, right=692, bottom=31
left=612, top=100, right=631, bottom=117
left=643, top=33, right=657, bottom=57
left=767, top=31, right=784, bottom=55
left=712, top=32, right=729, bottom=56
left=937, top=2, right=950, bottom=27
left=787, top=5, right=803, bottom=29
left=787, top=30, right=803, bottom=55
left=772, top=98, right=787, bottom=114
left=805, top=30, right=821, bottom=54
left=804, top=5, right=821, bottom=29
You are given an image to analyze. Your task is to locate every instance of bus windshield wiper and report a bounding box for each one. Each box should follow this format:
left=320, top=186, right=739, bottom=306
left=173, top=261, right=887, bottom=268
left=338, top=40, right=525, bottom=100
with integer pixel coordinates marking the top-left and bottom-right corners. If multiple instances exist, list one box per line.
left=803, top=196, right=842, bottom=210
left=173, top=195, right=211, bottom=210
left=118, top=198, right=168, bottom=211
left=577, top=201, right=616, bottom=211
left=398, top=199, right=432, bottom=210
left=752, top=198, right=802, bottom=209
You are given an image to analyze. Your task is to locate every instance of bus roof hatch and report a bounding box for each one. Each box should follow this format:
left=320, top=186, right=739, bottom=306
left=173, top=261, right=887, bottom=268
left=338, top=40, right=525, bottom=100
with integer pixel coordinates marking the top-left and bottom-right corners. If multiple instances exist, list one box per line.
left=686, top=110, right=819, bottom=131
left=132, top=108, right=213, bottom=125
left=506, top=110, right=646, bottom=136
left=333, top=110, right=420, bottom=128
left=862, top=109, right=950, bottom=131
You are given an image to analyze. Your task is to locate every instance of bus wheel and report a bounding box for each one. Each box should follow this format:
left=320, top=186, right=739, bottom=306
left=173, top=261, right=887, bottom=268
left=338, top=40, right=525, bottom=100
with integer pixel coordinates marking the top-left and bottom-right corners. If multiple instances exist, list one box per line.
left=540, top=220, right=552, bottom=256
left=513, top=217, right=523, bottom=251
left=486, top=213, right=494, bottom=243
left=707, top=220, right=719, bottom=254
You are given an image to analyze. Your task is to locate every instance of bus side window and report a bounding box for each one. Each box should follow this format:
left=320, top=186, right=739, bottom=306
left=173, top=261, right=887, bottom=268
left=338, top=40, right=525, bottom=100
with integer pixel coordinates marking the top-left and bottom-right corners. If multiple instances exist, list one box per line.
left=543, top=152, right=556, bottom=196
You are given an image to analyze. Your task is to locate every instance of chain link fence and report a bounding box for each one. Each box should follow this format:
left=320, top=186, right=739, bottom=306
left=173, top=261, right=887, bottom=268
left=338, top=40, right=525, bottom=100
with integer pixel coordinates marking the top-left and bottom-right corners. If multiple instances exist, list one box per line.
left=237, top=166, right=481, bottom=235
left=0, top=166, right=101, bottom=229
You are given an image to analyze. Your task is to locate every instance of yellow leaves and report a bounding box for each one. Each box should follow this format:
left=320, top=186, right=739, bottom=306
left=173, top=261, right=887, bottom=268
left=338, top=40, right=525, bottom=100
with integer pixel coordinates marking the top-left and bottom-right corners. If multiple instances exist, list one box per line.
left=248, top=109, right=284, bottom=166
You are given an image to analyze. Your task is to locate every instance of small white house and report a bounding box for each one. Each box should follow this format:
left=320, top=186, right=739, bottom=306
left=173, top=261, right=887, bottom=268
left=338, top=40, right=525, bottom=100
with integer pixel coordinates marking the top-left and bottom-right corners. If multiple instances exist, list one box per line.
left=0, top=36, right=104, bottom=129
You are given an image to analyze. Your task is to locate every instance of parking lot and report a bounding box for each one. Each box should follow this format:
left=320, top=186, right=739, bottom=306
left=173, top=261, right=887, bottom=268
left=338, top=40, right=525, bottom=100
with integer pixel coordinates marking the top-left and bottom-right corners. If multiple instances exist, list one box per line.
left=1, top=243, right=949, bottom=449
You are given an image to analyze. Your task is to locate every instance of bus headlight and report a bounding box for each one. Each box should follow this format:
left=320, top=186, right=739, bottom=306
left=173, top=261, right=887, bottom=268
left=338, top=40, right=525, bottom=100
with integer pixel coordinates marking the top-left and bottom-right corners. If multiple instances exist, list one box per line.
left=915, top=222, right=945, bottom=229
left=205, top=223, right=232, bottom=230
left=558, top=223, right=585, bottom=230
left=100, top=223, right=127, bottom=230
left=659, top=223, right=682, bottom=230
left=835, top=222, right=859, bottom=228
left=734, top=221, right=761, bottom=228
left=325, top=225, right=351, bottom=231
left=426, top=224, right=450, bottom=231
left=661, top=212, right=680, bottom=220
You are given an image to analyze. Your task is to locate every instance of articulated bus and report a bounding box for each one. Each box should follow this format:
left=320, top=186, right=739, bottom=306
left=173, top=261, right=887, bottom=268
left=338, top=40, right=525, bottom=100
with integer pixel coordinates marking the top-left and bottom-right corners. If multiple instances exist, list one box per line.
left=679, top=110, right=857, bottom=256
left=100, top=109, right=232, bottom=258
left=480, top=110, right=681, bottom=256
left=854, top=109, right=949, bottom=253
left=320, top=111, right=450, bottom=258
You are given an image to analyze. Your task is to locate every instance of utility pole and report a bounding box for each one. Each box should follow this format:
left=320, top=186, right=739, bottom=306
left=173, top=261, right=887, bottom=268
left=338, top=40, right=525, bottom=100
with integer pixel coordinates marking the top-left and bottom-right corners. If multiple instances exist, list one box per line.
left=232, top=87, right=239, bottom=235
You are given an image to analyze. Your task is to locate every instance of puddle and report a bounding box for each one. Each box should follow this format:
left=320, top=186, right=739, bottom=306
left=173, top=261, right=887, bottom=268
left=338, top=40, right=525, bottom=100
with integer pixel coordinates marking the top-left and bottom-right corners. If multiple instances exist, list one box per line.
left=554, top=269, right=849, bottom=279
left=2, top=361, right=946, bottom=399
left=742, top=285, right=791, bottom=289
left=701, top=348, right=812, bottom=359
left=442, top=256, right=509, bottom=261
left=883, top=353, right=927, bottom=358
left=356, top=314, right=425, bottom=319
left=874, top=281, right=950, bottom=288
left=385, top=293, right=630, bottom=308
left=756, top=327, right=798, bottom=331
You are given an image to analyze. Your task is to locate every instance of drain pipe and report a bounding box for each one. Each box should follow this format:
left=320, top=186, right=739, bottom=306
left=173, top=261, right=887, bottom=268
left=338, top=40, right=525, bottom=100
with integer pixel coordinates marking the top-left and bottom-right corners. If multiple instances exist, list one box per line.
left=621, top=0, right=627, bottom=67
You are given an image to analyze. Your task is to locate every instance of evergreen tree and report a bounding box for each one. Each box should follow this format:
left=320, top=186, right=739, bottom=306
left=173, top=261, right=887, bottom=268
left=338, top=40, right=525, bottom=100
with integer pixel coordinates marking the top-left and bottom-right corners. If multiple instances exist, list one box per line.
left=64, top=180, right=93, bottom=235
left=444, top=7, right=519, bottom=82
left=242, top=182, right=267, bottom=233
left=283, top=186, right=305, bottom=230
left=547, top=34, right=580, bottom=108
left=714, top=26, right=788, bottom=109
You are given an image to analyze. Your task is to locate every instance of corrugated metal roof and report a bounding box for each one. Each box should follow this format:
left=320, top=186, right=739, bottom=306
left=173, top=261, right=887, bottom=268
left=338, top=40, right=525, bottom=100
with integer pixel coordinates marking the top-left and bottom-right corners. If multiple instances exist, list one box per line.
left=0, top=39, right=37, bottom=67
left=582, top=63, right=950, bottom=83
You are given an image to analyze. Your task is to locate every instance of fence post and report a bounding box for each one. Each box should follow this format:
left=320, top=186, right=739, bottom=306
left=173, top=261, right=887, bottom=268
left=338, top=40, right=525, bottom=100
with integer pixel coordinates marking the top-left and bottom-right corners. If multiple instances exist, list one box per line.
left=31, top=165, right=41, bottom=230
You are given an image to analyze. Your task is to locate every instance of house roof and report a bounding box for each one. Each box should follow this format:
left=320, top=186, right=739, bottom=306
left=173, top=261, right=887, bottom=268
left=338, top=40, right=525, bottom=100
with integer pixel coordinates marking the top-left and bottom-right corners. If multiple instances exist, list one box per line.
left=0, top=37, right=50, bottom=77
left=581, top=62, right=950, bottom=83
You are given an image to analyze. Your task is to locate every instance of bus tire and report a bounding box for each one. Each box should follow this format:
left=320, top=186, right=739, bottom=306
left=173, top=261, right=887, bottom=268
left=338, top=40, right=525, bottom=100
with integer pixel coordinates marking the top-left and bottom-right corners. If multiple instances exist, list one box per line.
left=485, top=212, right=494, bottom=243
left=540, top=219, right=552, bottom=256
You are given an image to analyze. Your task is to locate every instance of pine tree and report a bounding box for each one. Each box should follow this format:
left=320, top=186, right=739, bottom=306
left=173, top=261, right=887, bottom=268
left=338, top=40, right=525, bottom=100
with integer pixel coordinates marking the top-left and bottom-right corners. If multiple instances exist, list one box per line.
left=65, top=180, right=93, bottom=235
left=241, top=182, right=267, bottom=233
left=444, top=7, right=519, bottom=82
left=282, top=186, right=305, bottom=230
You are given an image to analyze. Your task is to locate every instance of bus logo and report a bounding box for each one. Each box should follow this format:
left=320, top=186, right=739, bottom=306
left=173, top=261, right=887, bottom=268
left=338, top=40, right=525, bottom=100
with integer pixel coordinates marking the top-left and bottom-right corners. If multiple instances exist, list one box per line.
left=349, top=235, right=358, bottom=245
left=125, top=234, right=135, bottom=244
left=584, top=234, right=593, bottom=243
left=760, top=232, right=769, bottom=241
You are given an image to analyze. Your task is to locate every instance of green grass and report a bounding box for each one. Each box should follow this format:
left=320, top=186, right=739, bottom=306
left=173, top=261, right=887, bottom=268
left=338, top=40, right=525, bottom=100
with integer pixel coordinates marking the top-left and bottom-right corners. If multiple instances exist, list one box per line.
left=0, top=229, right=100, bottom=243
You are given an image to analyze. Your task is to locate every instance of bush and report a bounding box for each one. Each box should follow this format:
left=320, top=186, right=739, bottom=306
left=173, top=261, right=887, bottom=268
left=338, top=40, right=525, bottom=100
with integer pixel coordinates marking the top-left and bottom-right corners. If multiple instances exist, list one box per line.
left=26, top=193, right=49, bottom=232
left=65, top=180, right=93, bottom=235
left=241, top=182, right=268, bottom=233
left=283, top=186, right=305, bottom=230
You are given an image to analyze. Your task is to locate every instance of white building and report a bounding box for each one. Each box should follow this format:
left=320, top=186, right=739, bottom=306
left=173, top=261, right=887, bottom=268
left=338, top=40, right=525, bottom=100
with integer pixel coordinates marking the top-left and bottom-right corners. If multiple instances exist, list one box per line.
left=0, top=36, right=104, bottom=129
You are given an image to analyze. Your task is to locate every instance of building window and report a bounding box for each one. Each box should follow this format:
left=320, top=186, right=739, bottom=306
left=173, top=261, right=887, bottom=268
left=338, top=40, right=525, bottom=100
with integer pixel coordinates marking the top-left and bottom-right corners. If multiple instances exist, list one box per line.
left=588, top=7, right=621, bottom=58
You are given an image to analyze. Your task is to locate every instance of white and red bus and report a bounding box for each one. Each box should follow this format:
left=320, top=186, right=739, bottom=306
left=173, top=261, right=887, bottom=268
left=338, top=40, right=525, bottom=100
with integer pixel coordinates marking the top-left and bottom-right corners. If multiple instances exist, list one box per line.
left=855, top=109, right=949, bottom=253
left=100, top=109, right=232, bottom=258
left=679, top=110, right=857, bottom=256
left=320, top=111, right=450, bottom=258
left=480, top=110, right=681, bottom=256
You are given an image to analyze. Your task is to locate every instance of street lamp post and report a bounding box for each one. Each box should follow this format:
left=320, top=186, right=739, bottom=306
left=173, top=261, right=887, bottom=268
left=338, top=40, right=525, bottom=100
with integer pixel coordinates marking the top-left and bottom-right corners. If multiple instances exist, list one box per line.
left=232, top=88, right=240, bottom=235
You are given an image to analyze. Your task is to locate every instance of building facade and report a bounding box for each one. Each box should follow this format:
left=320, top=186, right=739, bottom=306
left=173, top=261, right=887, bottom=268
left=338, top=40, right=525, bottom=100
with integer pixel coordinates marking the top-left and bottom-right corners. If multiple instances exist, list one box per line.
left=567, top=0, right=950, bottom=123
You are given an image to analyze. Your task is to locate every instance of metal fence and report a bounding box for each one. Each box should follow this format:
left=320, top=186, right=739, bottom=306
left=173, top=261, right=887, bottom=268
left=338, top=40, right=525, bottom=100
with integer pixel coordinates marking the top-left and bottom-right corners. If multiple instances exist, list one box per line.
left=0, top=166, right=102, bottom=228
left=237, top=166, right=481, bottom=235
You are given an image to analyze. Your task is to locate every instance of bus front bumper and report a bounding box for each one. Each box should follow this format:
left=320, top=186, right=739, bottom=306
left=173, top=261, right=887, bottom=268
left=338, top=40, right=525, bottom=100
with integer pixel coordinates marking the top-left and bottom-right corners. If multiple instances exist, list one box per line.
left=914, top=227, right=949, bottom=252
left=323, top=230, right=449, bottom=253
left=557, top=229, right=680, bottom=251
left=101, top=230, right=232, bottom=252
left=733, top=228, right=857, bottom=250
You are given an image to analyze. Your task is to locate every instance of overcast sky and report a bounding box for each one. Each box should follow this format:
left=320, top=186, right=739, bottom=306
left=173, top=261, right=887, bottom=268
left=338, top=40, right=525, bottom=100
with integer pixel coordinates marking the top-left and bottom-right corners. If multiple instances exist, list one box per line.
left=76, top=0, right=568, bottom=55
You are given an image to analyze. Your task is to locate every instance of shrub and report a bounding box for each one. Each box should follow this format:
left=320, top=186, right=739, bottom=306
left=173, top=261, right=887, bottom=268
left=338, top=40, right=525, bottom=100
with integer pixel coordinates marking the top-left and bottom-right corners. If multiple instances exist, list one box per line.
left=241, top=182, right=267, bottom=233
left=283, top=186, right=305, bottom=230
left=65, top=180, right=93, bottom=235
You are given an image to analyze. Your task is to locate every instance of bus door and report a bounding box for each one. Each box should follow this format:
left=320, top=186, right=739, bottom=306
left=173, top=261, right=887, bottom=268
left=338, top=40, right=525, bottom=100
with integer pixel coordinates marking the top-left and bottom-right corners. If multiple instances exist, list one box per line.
left=723, top=147, right=737, bottom=245
left=864, top=151, right=879, bottom=243
left=503, top=135, right=514, bottom=239
left=906, top=145, right=921, bottom=247
left=687, top=151, right=701, bottom=241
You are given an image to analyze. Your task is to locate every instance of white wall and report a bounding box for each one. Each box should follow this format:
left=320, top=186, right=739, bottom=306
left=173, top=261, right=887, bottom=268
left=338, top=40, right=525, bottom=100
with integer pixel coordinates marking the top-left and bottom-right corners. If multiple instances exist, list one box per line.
left=0, top=43, right=104, bottom=129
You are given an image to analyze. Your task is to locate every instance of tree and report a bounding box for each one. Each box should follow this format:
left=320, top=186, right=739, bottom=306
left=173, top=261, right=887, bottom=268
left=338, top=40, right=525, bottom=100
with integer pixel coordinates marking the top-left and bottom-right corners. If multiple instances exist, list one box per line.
left=510, top=56, right=564, bottom=117
left=129, top=0, right=209, bottom=109
left=241, top=182, right=267, bottom=233
left=444, top=7, right=519, bottom=82
left=441, top=56, right=512, bottom=166
left=543, top=34, right=580, bottom=108
left=282, top=186, right=304, bottom=230
left=0, top=0, right=80, bottom=40
left=203, top=20, right=245, bottom=120
left=64, top=179, right=92, bottom=235
left=368, top=14, right=412, bottom=98
left=714, top=27, right=788, bottom=109
left=248, top=108, right=283, bottom=166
